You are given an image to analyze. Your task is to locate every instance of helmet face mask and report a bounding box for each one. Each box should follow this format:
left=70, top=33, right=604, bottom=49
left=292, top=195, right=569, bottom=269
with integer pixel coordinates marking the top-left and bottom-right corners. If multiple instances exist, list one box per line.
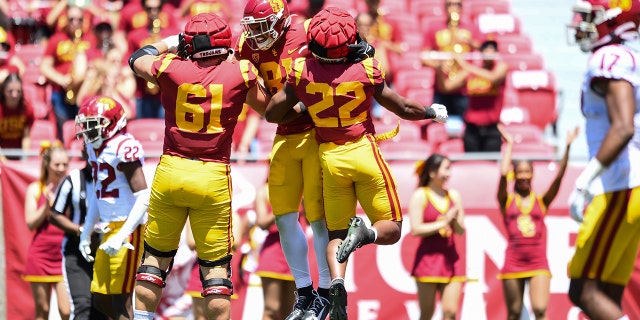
left=75, top=96, right=126, bottom=149
left=241, top=0, right=289, bottom=51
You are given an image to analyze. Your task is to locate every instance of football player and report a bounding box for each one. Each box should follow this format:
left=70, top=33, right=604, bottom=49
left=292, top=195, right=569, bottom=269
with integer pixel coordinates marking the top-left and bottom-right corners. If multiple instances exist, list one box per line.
left=237, top=1, right=332, bottom=319
left=75, top=95, right=149, bottom=319
left=265, top=7, right=447, bottom=320
left=128, top=12, right=269, bottom=320
left=566, top=1, right=640, bottom=319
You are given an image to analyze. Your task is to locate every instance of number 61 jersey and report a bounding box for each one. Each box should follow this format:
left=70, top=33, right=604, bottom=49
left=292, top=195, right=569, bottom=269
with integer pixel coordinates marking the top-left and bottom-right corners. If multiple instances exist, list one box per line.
left=86, top=133, right=145, bottom=222
left=150, top=53, right=260, bottom=163
left=581, top=43, right=640, bottom=195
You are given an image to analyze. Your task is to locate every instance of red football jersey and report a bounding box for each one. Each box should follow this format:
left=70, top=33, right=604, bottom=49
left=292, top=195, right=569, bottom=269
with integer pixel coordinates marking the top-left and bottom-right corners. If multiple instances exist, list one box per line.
left=0, top=100, right=35, bottom=149
left=151, top=54, right=260, bottom=163
left=43, top=31, right=97, bottom=92
left=236, top=21, right=314, bottom=135
left=287, top=57, right=385, bottom=144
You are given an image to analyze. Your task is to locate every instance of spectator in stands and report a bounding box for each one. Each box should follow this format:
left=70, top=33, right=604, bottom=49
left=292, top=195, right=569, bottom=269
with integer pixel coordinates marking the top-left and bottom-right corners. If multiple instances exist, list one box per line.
left=116, top=0, right=178, bottom=53
left=0, top=73, right=34, bottom=161
left=45, top=0, right=97, bottom=37
left=363, top=0, right=406, bottom=55
left=356, top=12, right=390, bottom=120
left=254, top=176, right=297, bottom=320
left=76, top=47, right=136, bottom=119
left=23, top=140, right=71, bottom=320
left=178, top=0, right=232, bottom=23
left=436, top=39, right=508, bottom=152
left=421, top=0, right=479, bottom=118
left=409, top=153, right=465, bottom=320
left=126, top=0, right=180, bottom=119
left=40, top=4, right=96, bottom=140
left=49, top=145, right=108, bottom=320
left=497, top=125, right=578, bottom=320
left=0, top=27, right=26, bottom=83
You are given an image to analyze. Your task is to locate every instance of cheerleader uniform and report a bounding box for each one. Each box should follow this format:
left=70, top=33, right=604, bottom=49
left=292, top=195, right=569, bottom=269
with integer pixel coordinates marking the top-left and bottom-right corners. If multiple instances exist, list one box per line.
left=411, top=187, right=465, bottom=283
left=498, top=192, right=551, bottom=279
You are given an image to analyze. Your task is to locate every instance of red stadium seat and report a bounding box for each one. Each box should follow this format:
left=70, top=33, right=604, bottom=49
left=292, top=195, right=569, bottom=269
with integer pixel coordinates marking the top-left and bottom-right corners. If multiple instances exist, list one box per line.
left=436, top=138, right=465, bottom=157
left=410, top=0, right=447, bottom=19
left=388, top=51, right=424, bottom=74
left=61, top=119, right=78, bottom=149
left=425, top=122, right=449, bottom=147
left=507, top=142, right=556, bottom=159
left=379, top=0, right=408, bottom=14
left=392, top=68, right=435, bottom=96
left=22, top=83, right=51, bottom=119
left=29, top=119, right=57, bottom=152
left=405, top=88, right=434, bottom=106
left=501, top=53, right=544, bottom=71
left=501, top=123, right=544, bottom=144
left=14, top=43, right=45, bottom=66
left=507, top=70, right=558, bottom=130
left=384, top=12, right=421, bottom=34
left=466, top=1, right=511, bottom=20
left=494, top=34, right=533, bottom=55
left=399, top=32, right=424, bottom=52
left=126, top=118, right=165, bottom=156
left=378, top=140, right=434, bottom=161
left=475, top=13, right=522, bottom=36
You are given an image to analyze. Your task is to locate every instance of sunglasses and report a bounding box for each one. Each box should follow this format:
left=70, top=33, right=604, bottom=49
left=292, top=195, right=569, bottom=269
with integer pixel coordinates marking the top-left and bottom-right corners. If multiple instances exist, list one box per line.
left=446, top=2, right=462, bottom=7
left=68, top=17, right=84, bottom=22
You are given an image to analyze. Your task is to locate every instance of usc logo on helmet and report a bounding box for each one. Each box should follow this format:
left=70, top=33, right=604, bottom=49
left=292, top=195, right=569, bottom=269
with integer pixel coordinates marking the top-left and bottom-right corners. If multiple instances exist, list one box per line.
left=95, top=96, right=118, bottom=113
left=609, top=0, right=632, bottom=11
left=269, top=0, right=284, bottom=13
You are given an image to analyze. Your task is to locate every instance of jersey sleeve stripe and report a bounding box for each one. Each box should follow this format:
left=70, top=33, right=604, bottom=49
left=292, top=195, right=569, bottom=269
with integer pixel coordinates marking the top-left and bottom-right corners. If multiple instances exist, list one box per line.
left=240, top=59, right=253, bottom=88
left=294, top=58, right=305, bottom=86
left=156, top=54, right=178, bottom=78
left=362, top=58, right=376, bottom=85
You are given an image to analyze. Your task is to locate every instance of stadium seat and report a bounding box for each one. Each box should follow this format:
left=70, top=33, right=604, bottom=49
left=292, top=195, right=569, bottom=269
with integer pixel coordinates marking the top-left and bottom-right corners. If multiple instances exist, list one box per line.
left=501, top=53, right=544, bottom=71
left=126, top=118, right=165, bottom=155
left=405, top=88, right=434, bottom=106
left=384, top=12, right=421, bottom=34
left=379, top=0, right=408, bottom=15
left=14, top=43, right=46, bottom=66
left=507, top=142, right=556, bottom=159
left=466, top=1, right=511, bottom=20
left=378, top=139, right=434, bottom=161
left=374, top=120, right=422, bottom=142
left=436, top=138, right=465, bottom=157
left=388, top=50, right=424, bottom=75
left=22, top=82, right=51, bottom=119
left=392, top=68, right=435, bottom=96
left=424, top=122, right=449, bottom=147
left=61, top=119, right=78, bottom=149
left=399, top=32, right=424, bottom=52
left=29, top=119, right=57, bottom=152
left=507, top=69, right=558, bottom=130
left=501, top=123, right=544, bottom=144
left=494, top=34, right=533, bottom=55
left=410, top=0, right=447, bottom=19
left=475, top=13, right=522, bottom=36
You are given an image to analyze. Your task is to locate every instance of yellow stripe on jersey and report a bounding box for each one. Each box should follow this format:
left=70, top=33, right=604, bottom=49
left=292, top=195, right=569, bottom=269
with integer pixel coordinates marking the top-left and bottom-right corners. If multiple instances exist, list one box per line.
left=239, top=59, right=257, bottom=88
left=156, top=54, right=178, bottom=78
left=293, top=57, right=305, bottom=86
left=303, top=18, right=312, bottom=32
left=237, top=32, right=247, bottom=54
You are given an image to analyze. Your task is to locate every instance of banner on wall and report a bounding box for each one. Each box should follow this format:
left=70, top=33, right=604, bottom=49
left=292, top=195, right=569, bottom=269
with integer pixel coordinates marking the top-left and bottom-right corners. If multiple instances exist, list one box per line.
left=2, top=160, right=639, bottom=320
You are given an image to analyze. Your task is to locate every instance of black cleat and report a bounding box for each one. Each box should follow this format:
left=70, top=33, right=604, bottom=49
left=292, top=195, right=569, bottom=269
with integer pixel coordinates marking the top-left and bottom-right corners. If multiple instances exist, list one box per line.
left=302, top=294, right=331, bottom=320
left=328, top=282, right=348, bottom=320
left=336, top=217, right=368, bottom=263
left=285, top=290, right=316, bottom=320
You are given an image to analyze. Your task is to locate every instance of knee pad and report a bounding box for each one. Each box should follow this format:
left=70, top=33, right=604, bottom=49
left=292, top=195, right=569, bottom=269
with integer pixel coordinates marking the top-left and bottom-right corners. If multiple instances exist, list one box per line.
left=199, top=255, right=233, bottom=297
left=135, top=242, right=177, bottom=288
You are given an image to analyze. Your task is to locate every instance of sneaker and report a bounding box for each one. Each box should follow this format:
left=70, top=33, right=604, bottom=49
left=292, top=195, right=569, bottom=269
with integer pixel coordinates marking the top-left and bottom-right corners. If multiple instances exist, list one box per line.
left=285, top=291, right=315, bottom=320
left=336, top=217, right=368, bottom=263
left=302, top=294, right=330, bottom=320
left=329, top=282, right=348, bottom=320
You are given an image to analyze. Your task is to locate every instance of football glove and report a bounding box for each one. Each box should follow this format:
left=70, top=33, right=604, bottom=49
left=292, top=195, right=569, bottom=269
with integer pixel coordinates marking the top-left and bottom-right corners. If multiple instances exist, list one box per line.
left=347, top=35, right=375, bottom=63
left=99, top=232, right=135, bottom=256
left=568, top=188, right=592, bottom=223
left=428, top=103, right=448, bottom=123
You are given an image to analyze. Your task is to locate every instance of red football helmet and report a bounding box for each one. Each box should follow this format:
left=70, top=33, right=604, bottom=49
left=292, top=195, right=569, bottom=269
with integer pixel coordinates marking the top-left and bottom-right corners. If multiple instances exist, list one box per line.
left=307, top=7, right=358, bottom=63
left=569, top=0, right=640, bottom=52
left=75, top=95, right=127, bottom=148
left=178, top=13, right=232, bottom=59
left=241, top=0, right=290, bottom=50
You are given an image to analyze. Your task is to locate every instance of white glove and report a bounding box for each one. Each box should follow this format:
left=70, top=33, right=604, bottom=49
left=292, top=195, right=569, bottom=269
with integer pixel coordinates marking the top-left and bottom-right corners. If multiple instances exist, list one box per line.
left=99, top=232, right=135, bottom=256
left=430, top=103, right=448, bottom=123
left=568, top=188, right=592, bottom=223
left=161, top=35, right=180, bottom=52
left=79, top=239, right=94, bottom=263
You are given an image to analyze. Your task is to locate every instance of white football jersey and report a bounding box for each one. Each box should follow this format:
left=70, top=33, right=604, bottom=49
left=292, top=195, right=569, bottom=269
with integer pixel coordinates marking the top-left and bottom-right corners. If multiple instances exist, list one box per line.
left=86, top=133, right=145, bottom=222
left=581, top=43, right=640, bottom=194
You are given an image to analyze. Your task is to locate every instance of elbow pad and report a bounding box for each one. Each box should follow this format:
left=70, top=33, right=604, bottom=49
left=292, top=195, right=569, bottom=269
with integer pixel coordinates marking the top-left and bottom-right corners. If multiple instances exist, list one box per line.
left=129, top=45, right=160, bottom=73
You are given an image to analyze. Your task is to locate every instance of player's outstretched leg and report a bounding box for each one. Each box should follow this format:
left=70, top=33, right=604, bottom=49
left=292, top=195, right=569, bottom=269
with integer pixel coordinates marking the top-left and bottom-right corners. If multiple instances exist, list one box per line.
left=336, top=217, right=374, bottom=263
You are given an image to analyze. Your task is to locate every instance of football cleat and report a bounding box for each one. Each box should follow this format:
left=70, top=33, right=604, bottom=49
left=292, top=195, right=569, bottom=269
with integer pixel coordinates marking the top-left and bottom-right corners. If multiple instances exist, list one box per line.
left=285, top=290, right=316, bottom=320
left=303, top=294, right=331, bottom=320
left=336, top=217, right=368, bottom=263
left=329, top=282, right=347, bottom=320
